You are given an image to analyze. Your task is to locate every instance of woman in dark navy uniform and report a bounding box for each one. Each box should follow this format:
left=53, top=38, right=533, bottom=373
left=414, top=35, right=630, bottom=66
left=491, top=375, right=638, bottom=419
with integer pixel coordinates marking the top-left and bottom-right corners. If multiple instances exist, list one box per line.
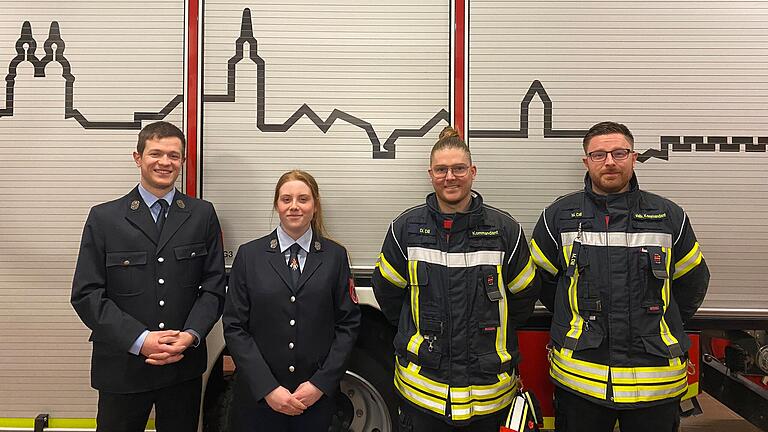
left=223, top=169, right=361, bottom=432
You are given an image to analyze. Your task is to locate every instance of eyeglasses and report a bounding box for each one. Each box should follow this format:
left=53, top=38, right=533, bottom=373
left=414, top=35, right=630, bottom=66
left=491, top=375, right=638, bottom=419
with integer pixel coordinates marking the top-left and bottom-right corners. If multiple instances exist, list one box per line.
left=587, top=148, right=633, bottom=162
left=430, top=164, right=470, bottom=179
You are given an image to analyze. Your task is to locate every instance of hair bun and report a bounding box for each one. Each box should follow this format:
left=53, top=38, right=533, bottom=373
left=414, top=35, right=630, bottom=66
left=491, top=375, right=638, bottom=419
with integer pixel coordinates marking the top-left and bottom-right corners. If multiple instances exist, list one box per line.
left=439, top=126, right=460, bottom=141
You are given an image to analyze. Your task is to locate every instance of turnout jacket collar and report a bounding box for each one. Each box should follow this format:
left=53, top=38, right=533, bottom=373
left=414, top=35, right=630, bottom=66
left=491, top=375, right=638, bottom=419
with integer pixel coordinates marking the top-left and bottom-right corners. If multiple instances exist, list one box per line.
left=424, top=190, right=485, bottom=233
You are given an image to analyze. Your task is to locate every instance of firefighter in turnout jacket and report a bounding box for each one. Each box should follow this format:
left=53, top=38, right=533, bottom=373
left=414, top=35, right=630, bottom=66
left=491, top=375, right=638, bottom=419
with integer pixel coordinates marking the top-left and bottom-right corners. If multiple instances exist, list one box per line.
left=530, top=122, right=710, bottom=432
left=372, top=126, right=540, bottom=431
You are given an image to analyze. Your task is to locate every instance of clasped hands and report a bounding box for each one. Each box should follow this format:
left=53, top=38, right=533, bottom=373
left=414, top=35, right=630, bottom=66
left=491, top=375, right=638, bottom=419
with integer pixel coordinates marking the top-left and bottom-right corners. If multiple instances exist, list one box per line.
left=140, top=330, right=196, bottom=365
left=265, top=381, right=323, bottom=416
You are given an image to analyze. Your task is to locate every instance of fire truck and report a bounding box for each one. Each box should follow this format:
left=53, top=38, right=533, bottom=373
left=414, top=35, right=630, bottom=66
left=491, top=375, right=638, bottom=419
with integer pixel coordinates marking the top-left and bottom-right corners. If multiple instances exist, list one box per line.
left=1, top=1, right=767, bottom=431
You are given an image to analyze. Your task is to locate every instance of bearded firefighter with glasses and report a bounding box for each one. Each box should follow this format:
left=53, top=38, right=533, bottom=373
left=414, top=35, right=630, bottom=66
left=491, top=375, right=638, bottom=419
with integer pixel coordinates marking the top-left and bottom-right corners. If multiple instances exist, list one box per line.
left=530, top=121, right=710, bottom=432
left=372, top=126, right=540, bottom=431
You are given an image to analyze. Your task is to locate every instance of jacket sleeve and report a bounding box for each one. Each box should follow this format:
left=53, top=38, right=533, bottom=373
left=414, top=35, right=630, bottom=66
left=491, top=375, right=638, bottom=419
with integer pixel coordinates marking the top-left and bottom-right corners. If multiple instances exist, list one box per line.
left=310, top=248, right=361, bottom=396
left=530, top=208, right=563, bottom=313
left=223, top=246, right=280, bottom=401
left=372, top=221, right=409, bottom=327
left=671, top=212, right=710, bottom=324
left=503, top=224, right=541, bottom=329
left=70, top=208, right=147, bottom=352
left=183, top=203, right=227, bottom=339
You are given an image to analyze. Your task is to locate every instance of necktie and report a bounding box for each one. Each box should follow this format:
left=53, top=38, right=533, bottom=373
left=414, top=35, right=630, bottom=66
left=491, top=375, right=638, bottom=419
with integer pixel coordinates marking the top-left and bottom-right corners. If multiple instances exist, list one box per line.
left=288, top=243, right=302, bottom=289
left=155, top=199, right=169, bottom=233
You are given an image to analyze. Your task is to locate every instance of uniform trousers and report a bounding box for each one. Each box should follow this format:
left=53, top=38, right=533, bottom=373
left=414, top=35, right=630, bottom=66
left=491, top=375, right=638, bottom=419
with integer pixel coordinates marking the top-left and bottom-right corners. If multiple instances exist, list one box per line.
left=96, top=376, right=202, bottom=432
left=230, top=394, right=336, bottom=432
left=398, top=400, right=508, bottom=432
left=554, top=387, right=680, bottom=432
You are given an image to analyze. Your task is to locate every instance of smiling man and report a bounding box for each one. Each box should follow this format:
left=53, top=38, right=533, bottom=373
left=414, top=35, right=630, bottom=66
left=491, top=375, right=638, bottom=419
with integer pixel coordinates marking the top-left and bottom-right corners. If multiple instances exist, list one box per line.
left=530, top=121, right=710, bottom=432
left=372, top=126, right=540, bottom=431
left=71, top=121, right=226, bottom=432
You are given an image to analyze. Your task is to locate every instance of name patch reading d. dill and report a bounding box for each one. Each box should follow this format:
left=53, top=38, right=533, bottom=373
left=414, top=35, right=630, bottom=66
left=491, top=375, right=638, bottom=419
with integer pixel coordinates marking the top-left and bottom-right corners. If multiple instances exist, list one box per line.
left=570, top=211, right=583, bottom=218
left=633, top=212, right=667, bottom=220
left=418, top=227, right=432, bottom=235
left=471, top=230, right=500, bottom=237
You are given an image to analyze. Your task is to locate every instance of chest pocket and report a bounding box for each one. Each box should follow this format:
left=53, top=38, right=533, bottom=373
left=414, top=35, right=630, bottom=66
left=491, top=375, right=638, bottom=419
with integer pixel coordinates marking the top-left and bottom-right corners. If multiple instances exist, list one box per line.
left=174, top=243, right=208, bottom=287
left=106, top=251, right=148, bottom=296
left=468, top=227, right=502, bottom=250
left=407, top=222, right=436, bottom=246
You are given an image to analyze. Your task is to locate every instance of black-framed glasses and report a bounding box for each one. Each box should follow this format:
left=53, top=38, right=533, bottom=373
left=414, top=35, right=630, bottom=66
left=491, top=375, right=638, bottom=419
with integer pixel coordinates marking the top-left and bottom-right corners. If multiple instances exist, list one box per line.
left=430, top=164, right=470, bottom=179
left=587, top=148, right=633, bottom=162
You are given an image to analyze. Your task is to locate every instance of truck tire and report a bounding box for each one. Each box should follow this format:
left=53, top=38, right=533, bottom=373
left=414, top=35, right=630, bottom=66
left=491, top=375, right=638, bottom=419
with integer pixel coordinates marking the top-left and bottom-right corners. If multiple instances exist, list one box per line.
left=333, top=346, right=397, bottom=432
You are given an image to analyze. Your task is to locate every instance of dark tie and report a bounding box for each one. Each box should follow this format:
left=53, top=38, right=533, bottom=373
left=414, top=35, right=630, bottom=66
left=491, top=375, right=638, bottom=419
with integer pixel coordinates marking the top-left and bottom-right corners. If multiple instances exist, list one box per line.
left=288, top=243, right=302, bottom=289
left=155, top=199, right=169, bottom=233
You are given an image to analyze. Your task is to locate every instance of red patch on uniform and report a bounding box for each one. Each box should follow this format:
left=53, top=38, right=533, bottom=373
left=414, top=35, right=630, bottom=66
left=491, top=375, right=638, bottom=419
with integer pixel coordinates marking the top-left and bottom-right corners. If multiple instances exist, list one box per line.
left=482, top=327, right=496, bottom=332
left=348, top=277, right=358, bottom=304
left=653, top=253, right=662, bottom=264
left=528, top=420, right=535, bottom=430
left=487, top=275, right=494, bottom=286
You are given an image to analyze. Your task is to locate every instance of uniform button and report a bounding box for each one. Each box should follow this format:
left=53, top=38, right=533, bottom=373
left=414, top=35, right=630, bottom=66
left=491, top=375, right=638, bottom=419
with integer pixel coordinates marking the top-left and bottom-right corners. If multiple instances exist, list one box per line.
left=157, top=257, right=164, bottom=263
left=288, top=365, right=295, bottom=373
left=159, top=322, right=165, bottom=329
left=158, top=278, right=165, bottom=285
left=122, top=260, right=130, bottom=266
left=290, top=295, right=296, bottom=303
left=159, top=300, right=165, bottom=307
left=289, top=319, right=295, bottom=326
left=289, top=342, right=295, bottom=349
left=191, top=252, right=196, bottom=257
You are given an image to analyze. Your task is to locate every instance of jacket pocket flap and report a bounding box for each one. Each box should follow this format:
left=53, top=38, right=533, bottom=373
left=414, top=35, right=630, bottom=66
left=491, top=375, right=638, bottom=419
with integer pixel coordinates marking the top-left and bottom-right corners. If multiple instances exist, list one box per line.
left=641, top=335, right=682, bottom=358
left=421, top=317, right=443, bottom=335
left=174, top=243, right=208, bottom=260
left=106, top=251, right=147, bottom=267
left=577, top=297, right=602, bottom=312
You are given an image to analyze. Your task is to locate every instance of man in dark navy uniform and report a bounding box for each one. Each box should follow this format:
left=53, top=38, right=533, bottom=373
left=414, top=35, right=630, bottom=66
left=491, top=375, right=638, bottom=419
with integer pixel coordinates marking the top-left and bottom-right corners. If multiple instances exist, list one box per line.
left=71, top=121, right=226, bottom=432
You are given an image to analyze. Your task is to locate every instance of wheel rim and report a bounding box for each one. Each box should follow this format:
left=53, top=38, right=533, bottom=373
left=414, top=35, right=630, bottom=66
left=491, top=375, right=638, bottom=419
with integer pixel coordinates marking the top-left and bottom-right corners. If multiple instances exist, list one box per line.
left=334, top=370, right=392, bottom=432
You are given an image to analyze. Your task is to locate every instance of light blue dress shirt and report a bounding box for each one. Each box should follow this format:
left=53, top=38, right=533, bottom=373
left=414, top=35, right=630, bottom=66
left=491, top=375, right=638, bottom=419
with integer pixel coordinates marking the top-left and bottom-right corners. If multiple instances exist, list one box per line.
left=276, top=224, right=313, bottom=271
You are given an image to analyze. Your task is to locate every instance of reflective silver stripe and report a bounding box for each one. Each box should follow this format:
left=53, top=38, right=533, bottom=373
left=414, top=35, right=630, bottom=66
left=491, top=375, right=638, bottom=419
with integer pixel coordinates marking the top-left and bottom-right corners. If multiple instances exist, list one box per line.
left=550, top=362, right=607, bottom=399
left=375, top=253, right=407, bottom=288
left=530, top=239, right=558, bottom=275
left=612, top=379, right=688, bottom=402
left=450, top=375, right=515, bottom=401
left=451, top=390, right=516, bottom=420
left=612, top=364, right=687, bottom=384
left=552, top=348, right=609, bottom=381
left=561, top=231, right=672, bottom=249
left=507, top=256, right=535, bottom=293
left=395, top=360, right=449, bottom=397
left=394, top=374, right=446, bottom=414
left=407, top=247, right=504, bottom=267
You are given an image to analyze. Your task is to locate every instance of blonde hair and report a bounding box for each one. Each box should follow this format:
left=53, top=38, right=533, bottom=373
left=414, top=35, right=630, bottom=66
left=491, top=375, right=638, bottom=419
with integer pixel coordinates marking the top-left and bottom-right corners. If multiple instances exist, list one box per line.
left=430, top=126, right=472, bottom=164
left=273, top=170, right=329, bottom=239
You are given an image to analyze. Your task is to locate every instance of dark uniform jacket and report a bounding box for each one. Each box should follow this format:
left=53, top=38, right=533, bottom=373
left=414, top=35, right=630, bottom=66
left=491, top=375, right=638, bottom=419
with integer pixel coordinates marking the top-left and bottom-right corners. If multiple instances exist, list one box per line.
left=530, top=174, right=710, bottom=408
left=223, top=230, right=361, bottom=405
left=71, top=187, right=227, bottom=393
left=372, top=191, right=540, bottom=424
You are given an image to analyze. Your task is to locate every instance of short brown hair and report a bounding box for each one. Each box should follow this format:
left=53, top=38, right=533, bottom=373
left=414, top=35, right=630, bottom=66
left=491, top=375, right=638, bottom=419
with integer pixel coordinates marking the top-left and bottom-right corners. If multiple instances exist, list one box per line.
left=273, top=170, right=328, bottom=239
left=582, top=121, right=634, bottom=152
left=137, top=121, right=186, bottom=156
left=430, top=126, right=472, bottom=165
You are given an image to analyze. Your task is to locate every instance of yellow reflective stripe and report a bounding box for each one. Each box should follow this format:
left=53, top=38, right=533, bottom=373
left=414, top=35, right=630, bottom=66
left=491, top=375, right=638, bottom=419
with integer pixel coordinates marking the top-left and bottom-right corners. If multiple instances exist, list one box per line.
left=507, top=256, right=535, bottom=294
left=682, top=381, right=699, bottom=401
left=450, top=371, right=516, bottom=403
left=673, top=242, right=703, bottom=280
left=531, top=239, right=558, bottom=275
left=551, top=347, right=609, bottom=382
left=612, top=378, right=688, bottom=403
left=406, top=260, right=424, bottom=357
left=395, top=359, right=449, bottom=397
left=495, top=265, right=512, bottom=365
left=375, top=253, right=407, bottom=288
left=562, top=245, right=584, bottom=342
left=611, top=362, right=687, bottom=385
left=550, top=361, right=608, bottom=400
left=451, top=389, right=517, bottom=421
left=0, top=418, right=155, bottom=428
left=394, top=372, right=447, bottom=415
left=659, top=247, right=679, bottom=348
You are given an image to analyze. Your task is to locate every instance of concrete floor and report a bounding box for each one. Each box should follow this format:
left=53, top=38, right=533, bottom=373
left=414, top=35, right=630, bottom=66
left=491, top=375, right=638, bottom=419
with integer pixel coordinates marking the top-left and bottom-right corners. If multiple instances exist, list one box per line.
left=680, top=391, right=763, bottom=432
